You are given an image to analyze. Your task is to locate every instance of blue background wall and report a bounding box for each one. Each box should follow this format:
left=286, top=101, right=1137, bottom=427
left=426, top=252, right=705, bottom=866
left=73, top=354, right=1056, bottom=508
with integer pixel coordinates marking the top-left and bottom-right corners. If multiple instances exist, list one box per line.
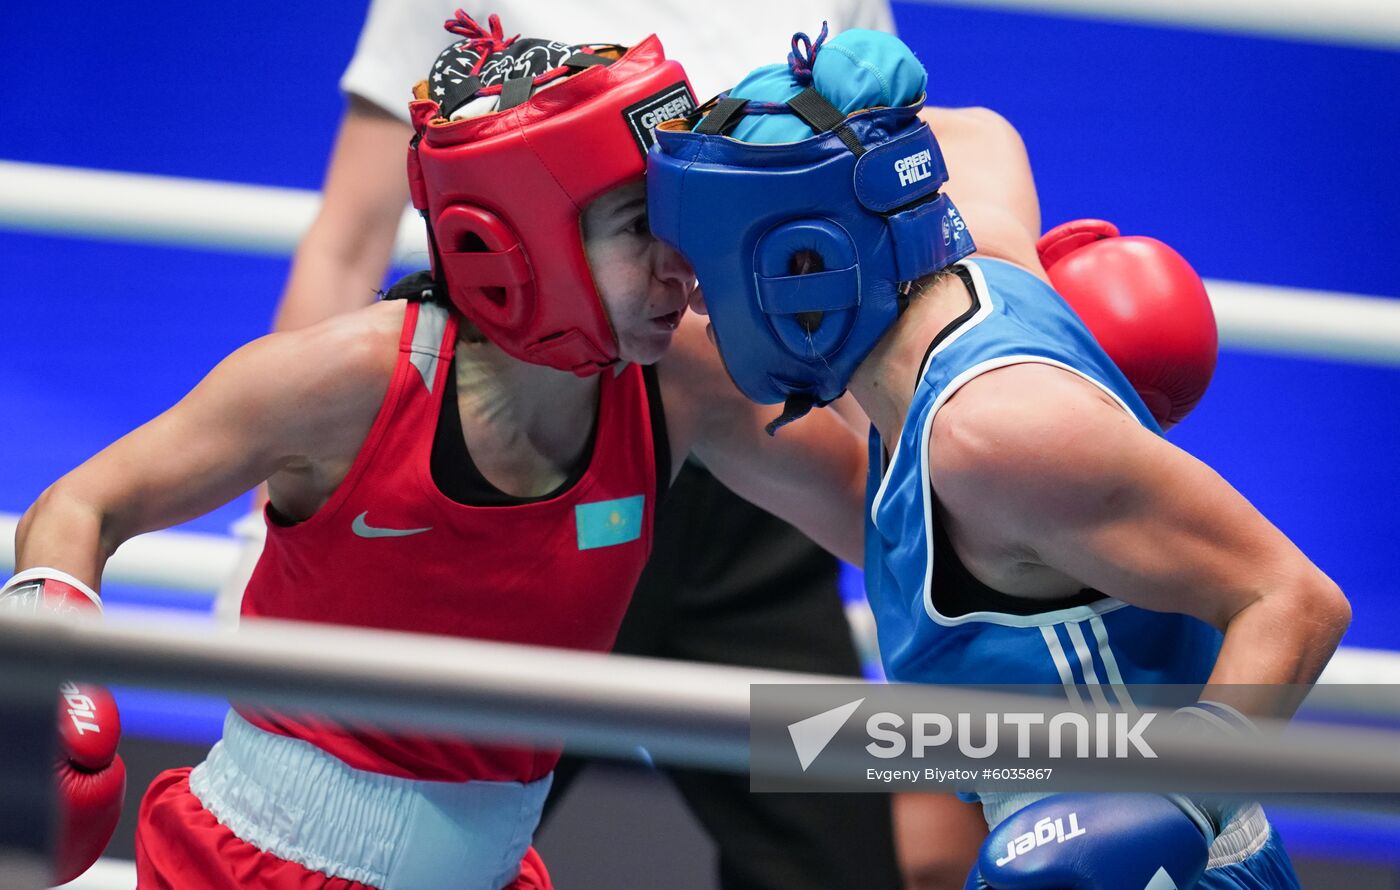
left=2, top=3, right=1396, bottom=657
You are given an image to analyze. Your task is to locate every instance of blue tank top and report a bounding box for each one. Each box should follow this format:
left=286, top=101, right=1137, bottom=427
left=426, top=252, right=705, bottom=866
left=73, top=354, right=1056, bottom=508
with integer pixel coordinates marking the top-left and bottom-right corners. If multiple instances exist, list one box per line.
left=864, top=258, right=1222, bottom=705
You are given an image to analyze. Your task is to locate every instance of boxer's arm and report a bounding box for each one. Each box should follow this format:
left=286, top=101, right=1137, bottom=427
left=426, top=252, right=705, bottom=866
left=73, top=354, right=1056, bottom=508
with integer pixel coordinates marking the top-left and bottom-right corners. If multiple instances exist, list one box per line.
left=931, top=363, right=1349, bottom=718
left=16, top=306, right=398, bottom=579
left=917, top=106, right=1045, bottom=277
left=658, top=316, right=867, bottom=564
left=274, top=96, right=413, bottom=333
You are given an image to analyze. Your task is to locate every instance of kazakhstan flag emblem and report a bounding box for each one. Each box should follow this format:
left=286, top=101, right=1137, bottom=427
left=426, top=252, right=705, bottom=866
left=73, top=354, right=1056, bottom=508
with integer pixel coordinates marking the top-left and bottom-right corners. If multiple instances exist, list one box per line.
left=575, top=495, right=645, bottom=550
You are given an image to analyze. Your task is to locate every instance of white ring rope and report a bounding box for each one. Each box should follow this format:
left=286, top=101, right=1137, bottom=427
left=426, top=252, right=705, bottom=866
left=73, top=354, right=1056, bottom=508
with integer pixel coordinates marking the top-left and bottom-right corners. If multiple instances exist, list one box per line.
left=0, top=610, right=768, bottom=773
left=0, top=511, right=1394, bottom=683
left=903, top=0, right=1400, bottom=49
left=1208, top=280, right=1400, bottom=366
left=3, top=159, right=1399, bottom=368
left=0, top=514, right=241, bottom=593
left=3, top=610, right=1400, bottom=792
left=0, top=161, right=424, bottom=265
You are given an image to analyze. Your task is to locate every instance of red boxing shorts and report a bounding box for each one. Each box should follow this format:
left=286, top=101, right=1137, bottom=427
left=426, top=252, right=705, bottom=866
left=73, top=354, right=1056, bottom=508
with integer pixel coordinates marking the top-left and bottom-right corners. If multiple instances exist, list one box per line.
left=135, top=715, right=554, bottom=889
left=135, top=769, right=552, bottom=888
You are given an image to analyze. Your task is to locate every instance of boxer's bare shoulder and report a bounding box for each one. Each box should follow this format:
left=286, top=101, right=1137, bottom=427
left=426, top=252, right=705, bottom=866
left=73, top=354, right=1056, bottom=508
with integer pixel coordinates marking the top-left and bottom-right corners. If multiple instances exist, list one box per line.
left=929, top=360, right=1133, bottom=500
left=28, top=300, right=411, bottom=543
left=249, top=299, right=407, bottom=517
left=215, top=298, right=404, bottom=457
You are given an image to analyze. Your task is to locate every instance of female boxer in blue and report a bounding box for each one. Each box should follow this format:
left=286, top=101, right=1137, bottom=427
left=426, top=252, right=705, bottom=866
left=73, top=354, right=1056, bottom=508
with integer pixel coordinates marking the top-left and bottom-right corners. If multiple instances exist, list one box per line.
left=647, top=25, right=1344, bottom=890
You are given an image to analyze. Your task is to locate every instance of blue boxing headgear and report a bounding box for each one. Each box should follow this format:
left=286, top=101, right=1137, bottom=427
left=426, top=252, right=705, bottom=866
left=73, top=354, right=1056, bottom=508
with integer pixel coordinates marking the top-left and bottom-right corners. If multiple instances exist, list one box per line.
left=647, top=27, right=975, bottom=431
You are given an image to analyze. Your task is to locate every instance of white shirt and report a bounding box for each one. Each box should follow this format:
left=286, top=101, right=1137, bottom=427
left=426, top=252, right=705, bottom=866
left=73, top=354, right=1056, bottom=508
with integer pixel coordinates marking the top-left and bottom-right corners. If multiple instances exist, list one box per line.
left=342, top=0, right=896, bottom=123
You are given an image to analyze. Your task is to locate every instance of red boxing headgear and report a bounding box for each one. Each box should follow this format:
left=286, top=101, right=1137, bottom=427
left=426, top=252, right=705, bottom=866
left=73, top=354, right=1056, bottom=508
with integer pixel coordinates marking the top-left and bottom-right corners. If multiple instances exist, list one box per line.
left=407, top=32, right=695, bottom=374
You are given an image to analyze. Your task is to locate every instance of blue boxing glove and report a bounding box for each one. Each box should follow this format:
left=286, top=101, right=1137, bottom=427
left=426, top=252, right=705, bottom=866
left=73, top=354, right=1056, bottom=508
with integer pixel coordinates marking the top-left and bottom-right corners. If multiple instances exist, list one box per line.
left=965, top=793, right=1208, bottom=890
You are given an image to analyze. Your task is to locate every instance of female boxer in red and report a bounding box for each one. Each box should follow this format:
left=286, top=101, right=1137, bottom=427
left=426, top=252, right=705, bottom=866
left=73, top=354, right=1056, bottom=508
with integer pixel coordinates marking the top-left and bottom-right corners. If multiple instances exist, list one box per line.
left=4, top=16, right=869, bottom=889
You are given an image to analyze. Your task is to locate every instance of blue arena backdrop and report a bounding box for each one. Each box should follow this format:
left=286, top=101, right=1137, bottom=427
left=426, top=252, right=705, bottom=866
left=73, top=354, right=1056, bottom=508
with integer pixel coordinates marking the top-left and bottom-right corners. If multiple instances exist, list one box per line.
left=1, top=4, right=1398, bottom=852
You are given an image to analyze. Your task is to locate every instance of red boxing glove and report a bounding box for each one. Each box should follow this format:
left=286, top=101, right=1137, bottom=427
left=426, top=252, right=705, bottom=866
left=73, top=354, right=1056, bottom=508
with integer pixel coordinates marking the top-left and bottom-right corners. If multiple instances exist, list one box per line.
left=1037, top=219, right=1217, bottom=430
left=1, top=569, right=125, bottom=884
left=55, top=682, right=126, bottom=884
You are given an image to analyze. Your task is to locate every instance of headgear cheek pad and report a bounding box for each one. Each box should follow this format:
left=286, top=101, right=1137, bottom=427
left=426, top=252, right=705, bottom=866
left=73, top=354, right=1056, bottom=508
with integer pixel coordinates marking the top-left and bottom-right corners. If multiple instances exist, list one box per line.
left=407, top=29, right=694, bottom=375
left=647, top=97, right=975, bottom=426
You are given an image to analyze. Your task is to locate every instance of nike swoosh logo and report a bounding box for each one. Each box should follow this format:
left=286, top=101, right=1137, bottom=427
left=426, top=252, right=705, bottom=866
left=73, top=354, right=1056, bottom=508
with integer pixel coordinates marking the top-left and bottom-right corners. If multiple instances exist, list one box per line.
left=351, top=511, right=432, bottom=539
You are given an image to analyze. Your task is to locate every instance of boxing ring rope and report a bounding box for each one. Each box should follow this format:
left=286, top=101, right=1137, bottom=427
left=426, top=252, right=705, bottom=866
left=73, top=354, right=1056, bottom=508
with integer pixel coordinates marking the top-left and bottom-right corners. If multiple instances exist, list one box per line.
left=905, top=0, right=1400, bottom=49
left=0, top=161, right=424, bottom=271
left=5, top=609, right=1400, bottom=791
left=0, top=514, right=241, bottom=594
left=1, top=611, right=1392, bottom=890
left=0, top=510, right=1395, bottom=686
left=4, top=160, right=1400, bottom=369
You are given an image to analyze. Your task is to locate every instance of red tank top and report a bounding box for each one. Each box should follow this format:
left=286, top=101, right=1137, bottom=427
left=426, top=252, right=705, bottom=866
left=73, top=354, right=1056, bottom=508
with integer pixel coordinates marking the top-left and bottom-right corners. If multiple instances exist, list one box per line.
left=238, top=301, right=658, bottom=782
